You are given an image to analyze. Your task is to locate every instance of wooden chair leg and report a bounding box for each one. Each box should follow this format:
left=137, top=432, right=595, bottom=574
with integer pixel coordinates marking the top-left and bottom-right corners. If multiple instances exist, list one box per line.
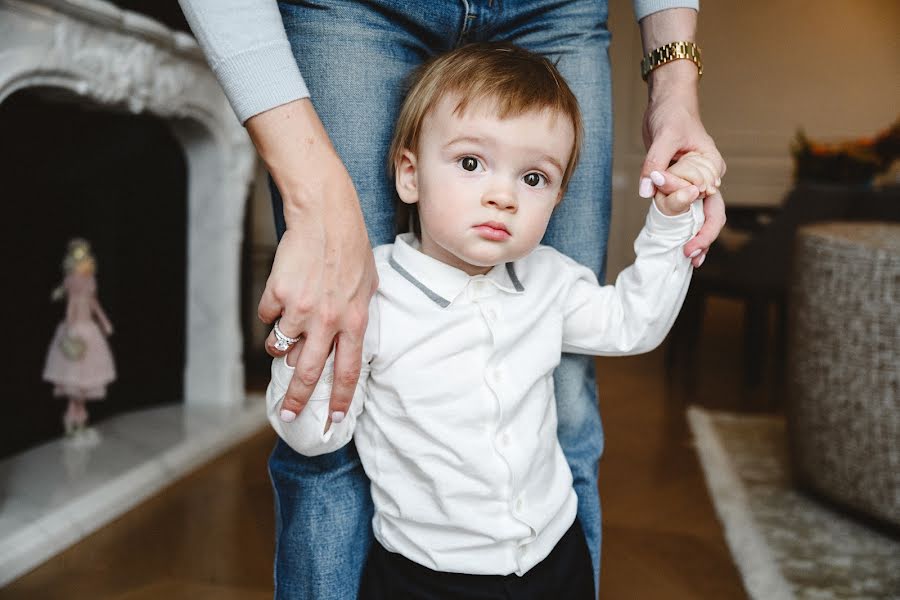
left=743, top=297, right=768, bottom=389
left=774, top=292, right=788, bottom=385
left=666, top=287, right=706, bottom=390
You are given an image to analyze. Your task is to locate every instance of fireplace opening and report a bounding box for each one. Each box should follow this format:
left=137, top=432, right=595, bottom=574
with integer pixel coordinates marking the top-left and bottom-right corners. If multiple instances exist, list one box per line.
left=0, top=88, right=188, bottom=459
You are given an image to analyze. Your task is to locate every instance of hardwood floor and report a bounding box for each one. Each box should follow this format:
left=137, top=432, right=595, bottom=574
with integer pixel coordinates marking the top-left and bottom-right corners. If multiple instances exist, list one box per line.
left=4, top=298, right=773, bottom=599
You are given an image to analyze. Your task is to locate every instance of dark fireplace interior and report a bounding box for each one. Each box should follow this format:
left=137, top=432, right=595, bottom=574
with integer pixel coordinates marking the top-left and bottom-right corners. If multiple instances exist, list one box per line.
left=0, top=89, right=188, bottom=459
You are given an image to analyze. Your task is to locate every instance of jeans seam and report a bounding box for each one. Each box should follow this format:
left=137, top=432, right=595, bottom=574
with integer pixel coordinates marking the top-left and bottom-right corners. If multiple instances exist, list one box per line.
left=457, top=0, right=472, bottom=46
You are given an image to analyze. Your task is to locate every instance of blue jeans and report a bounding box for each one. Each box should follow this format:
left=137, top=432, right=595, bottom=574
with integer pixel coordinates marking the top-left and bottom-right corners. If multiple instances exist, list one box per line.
left=269, top=1, right=611, bottom=597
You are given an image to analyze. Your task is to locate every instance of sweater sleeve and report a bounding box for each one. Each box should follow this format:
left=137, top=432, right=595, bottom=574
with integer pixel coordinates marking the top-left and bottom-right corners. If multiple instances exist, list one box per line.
left=178, top=0, right=310, bottom=124
left=633, top=0, right=699, bottom=22
left=177, top=0, right=699, bottom=123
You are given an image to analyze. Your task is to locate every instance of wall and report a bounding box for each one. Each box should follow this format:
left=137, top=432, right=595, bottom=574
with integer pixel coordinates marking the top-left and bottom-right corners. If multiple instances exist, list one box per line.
left=606, top=0, right=900, bottom=278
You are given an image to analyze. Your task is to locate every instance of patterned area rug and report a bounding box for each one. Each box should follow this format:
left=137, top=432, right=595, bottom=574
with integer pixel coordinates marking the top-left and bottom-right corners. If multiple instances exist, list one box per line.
left=687, top=407, right=900, bottom=600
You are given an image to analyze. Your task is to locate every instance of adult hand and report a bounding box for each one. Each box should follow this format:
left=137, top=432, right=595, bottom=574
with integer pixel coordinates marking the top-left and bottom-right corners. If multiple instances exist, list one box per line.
left=638, top=61, right=727, bottom=268
left=250, top=99, right=378, bottom=422
left=636, top=8, right=727, bottom=267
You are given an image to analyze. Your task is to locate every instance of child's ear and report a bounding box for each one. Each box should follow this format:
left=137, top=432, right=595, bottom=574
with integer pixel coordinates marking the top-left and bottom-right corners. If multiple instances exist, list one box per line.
left=394, top=149, right=419, bottom=205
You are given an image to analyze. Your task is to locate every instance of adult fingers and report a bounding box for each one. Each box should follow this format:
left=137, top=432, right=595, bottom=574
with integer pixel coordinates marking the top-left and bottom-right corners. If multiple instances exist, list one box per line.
left=280, top=331, right=334, bottom=418
left=264, top=310, right=305, bottom=358
left=684, top=191, right=727, bottom=266
left=257, top=281, right=283, bottom=325
left=328, top=332, right=365, bottom=424
left=638, top=136, right=680, bottom=198
left=647, top=168, right=697, bottom=198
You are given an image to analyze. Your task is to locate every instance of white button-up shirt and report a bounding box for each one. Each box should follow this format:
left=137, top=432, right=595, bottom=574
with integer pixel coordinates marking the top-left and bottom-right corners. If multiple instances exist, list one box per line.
left=267, top=201, right=703, bottom=576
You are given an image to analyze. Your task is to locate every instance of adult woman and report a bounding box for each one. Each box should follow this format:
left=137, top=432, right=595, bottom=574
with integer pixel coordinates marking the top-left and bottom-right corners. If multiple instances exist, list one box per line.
left=179, top=2, right=726, bottom=597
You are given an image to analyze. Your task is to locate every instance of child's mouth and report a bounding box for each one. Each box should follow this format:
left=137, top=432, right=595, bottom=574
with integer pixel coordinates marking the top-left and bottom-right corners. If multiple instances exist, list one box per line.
left=473, top=222, right=511, bottom=241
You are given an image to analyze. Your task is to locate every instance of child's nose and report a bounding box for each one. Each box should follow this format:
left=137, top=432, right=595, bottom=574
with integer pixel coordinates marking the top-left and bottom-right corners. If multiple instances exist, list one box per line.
left=481, top=183, right=517, bottom=212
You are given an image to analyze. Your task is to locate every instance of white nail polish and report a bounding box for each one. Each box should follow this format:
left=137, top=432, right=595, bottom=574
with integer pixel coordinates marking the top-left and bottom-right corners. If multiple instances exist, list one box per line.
left=331, top=411, right=346, bottom=424
left=696, top=253, right=706, bottom=267
left=649, top=171, right=665, bottom=186
left=280, top=409, right=297, bottom=423
left=639, top=177, right=653, bottom=198
left=688, top=248, right=702, bottom=259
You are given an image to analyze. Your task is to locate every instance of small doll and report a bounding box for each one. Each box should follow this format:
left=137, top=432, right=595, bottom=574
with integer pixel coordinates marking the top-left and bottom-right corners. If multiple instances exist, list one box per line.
left=43, top=238, right=116, bottom=435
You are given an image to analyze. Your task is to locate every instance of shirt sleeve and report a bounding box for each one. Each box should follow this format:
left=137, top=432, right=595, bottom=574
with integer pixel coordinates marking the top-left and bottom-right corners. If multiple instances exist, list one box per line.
left=633, top=0, right=699, bottom=22
left=266, top=298, right=380, bottom=456
left=561, top=200, right=704, bottom=356
left=178, top=0, right=310, bottom=124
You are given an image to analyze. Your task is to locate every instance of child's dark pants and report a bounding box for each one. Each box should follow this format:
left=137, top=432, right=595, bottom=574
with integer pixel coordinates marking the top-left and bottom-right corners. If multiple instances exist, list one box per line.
left=358, top=519, right=595, bottom=599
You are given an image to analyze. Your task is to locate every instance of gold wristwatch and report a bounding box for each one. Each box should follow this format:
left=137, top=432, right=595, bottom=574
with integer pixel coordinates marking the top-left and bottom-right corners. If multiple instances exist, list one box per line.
left=641, top=41, right=703, bottom=82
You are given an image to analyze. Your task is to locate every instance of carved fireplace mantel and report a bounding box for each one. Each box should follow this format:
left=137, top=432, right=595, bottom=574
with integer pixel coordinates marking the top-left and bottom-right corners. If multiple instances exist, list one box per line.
left=0, top=0, right=256, bottom=407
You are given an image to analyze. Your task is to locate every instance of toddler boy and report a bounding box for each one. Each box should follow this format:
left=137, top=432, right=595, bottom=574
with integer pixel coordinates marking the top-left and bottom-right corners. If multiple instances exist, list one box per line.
left=268, top=42, right=712, bottom=598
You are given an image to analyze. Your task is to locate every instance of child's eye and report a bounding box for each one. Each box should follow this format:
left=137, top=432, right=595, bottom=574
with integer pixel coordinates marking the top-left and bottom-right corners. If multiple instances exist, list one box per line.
left=459, top=156, right=481, bottom=172
left=523, top=172, right=547, bottom=188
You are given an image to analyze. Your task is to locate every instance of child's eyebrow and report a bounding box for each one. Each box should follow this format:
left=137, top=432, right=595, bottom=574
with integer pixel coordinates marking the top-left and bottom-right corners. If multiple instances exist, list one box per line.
left=444, top=135, right=489, bottom=149
left=444, top=135, right=564, bottom=174
left=538, top=154, right=564, bottom=175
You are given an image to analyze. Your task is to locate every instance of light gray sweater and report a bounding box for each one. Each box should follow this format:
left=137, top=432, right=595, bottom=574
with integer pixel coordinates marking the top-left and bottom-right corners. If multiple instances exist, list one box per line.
left=179, top=0, right=699, bottom=124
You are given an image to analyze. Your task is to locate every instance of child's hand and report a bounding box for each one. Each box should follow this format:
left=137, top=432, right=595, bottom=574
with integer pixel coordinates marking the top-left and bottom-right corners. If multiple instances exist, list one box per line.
left=652, top=152, right=720, bottom=197
left=653, top=183, right=701, bottom=217
left=651, top=151, right=720, bottom=216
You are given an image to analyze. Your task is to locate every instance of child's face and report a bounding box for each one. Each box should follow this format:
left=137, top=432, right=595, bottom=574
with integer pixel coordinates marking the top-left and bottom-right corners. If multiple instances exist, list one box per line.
left=395, top=95, right=574, bottom=275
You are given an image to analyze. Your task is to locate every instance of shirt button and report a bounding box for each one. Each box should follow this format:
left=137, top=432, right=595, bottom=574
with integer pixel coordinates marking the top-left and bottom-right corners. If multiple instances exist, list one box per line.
left=520, top=545, right=529, bottom=556
left=515, top=498, right=524, bottom=513
left=500, top=432, right=510, bottom=446
left=492, top=368, right=503, bottom=382
left=486, top=307, right=497, bottom=322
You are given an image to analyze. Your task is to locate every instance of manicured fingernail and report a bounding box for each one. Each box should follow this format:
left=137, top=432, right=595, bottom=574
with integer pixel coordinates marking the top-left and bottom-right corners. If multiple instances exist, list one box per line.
left=696, top=253, right=706, bottom=267
left=331, top=411, right=346, bottom=424
left=715, top=177, right=721, bottom=186
left=639, top=177, right=653, bottom=198
left=688, top=248, right=702, bottom=259
left=280, top=409, right=296, bottom=423
left=649, top=171, right=665, bottom=186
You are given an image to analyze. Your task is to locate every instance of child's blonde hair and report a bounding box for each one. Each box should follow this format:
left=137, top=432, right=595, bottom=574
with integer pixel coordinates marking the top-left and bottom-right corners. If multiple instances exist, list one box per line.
left=389, top=42, right=584, bottom=236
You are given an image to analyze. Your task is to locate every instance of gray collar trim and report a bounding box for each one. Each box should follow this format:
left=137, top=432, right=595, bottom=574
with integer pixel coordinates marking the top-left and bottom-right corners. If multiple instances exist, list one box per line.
left=506, top=262, right=524, bottom=292
left=389, top=256, right=451, bottom=308
left=389, top=256, right=525, bottom=307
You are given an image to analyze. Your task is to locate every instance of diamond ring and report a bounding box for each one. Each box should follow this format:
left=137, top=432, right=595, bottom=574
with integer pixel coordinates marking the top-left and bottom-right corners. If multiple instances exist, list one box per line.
left=272, top=319, right=301, bottom=352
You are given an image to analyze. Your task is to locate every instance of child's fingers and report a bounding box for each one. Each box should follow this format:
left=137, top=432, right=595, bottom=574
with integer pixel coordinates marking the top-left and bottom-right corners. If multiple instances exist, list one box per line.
left=654, top=184, right=700, bottom=216
left=666, top=157, right=718, bottom=193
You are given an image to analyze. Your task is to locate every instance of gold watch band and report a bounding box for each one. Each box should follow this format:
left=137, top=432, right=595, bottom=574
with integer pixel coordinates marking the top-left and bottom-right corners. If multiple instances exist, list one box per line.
left=641, top=41, right=703, bottom=82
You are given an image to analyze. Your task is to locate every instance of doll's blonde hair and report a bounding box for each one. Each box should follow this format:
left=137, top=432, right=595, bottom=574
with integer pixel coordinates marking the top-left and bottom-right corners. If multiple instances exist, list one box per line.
left=62, top=238, right=95, bottom=273
left=52, top=238, right=96, bottom=300
left=388, top=42, right=584, bottom=237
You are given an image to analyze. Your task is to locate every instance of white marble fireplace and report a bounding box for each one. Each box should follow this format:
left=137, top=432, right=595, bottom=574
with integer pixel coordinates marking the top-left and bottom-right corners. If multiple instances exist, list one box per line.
left=1, top=0, right=256, bottom=408
left=0, top=0, right=265, bottom=585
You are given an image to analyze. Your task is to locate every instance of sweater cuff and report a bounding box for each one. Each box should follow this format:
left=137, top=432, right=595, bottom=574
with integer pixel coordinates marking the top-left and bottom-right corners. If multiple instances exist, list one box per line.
left=212, top=40, right=310, bottom=124
left=633, top=0, right=699, bottom=22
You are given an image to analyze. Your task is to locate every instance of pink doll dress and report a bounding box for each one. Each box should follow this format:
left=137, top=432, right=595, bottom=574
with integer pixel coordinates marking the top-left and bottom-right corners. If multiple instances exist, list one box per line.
left=43, top=273, right=116, bottom=399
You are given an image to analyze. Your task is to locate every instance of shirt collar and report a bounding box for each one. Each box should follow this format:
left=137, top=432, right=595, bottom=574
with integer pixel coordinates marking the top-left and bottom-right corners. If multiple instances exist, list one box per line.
left=389, top=233, right=524, bottom=308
